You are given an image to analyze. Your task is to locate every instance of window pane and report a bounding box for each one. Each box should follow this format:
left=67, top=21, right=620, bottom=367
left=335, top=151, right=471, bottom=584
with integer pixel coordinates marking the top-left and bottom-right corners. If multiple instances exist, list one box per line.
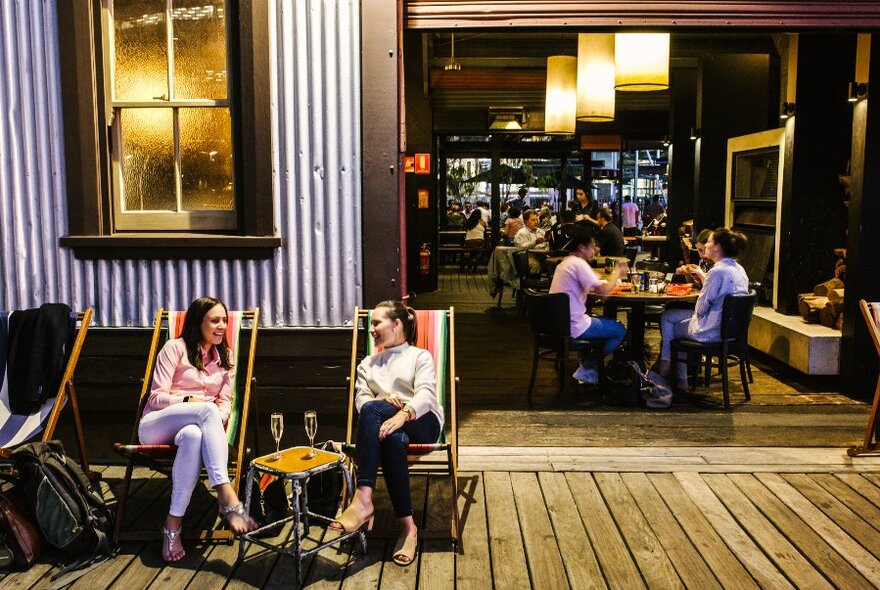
left=180, top=108, right=233, bottom=211
left=120, top=108, right=176, bottom=211
left=113, top=0, right=168, bottom=101
left=172, top=1, right=228, bottom=99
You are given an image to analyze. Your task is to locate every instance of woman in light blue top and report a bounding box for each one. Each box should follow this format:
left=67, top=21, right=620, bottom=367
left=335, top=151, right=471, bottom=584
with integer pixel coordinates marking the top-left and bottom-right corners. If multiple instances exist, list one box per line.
left=652, top=228, right=750, bottom=391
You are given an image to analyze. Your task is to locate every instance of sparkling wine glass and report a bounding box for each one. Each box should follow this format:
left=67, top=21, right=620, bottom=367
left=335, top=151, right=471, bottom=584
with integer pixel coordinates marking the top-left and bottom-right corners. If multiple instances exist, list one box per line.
left=270, top=412, right=284, bottom=460
left=304, top=410, right=318, bottom=459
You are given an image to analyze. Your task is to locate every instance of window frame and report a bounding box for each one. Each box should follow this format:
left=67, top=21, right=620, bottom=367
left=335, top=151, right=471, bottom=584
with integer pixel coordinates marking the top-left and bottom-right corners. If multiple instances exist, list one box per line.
left=58, top=0, right=279, bottom=259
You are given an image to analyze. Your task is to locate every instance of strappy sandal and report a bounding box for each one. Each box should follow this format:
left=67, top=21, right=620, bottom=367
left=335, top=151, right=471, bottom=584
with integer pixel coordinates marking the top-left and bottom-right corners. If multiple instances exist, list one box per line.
left=160, top=525, right=184, bottom=562
left=219, top=502, right=257, bottom=534
left=330, top=503, right=375, bottom=534
left=392, top=531, right=418, bottom=566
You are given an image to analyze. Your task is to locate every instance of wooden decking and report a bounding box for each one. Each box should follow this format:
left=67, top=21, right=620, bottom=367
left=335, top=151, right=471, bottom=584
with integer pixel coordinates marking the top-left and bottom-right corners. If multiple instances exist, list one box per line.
left=7, top=448, right=880, bottom=588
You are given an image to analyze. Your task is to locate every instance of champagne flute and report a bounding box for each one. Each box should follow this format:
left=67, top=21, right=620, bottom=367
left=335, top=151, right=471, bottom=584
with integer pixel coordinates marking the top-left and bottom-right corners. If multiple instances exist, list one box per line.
left=304, top=410, right=318, bottom=459
left=270, top=412, right=284, bottom=460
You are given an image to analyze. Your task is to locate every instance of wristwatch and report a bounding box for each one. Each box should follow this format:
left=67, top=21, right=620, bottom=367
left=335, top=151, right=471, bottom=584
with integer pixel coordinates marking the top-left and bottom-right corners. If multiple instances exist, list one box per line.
left=402, top=405, right=416, bottom=421
left=183, top=396, right=191, bottom=403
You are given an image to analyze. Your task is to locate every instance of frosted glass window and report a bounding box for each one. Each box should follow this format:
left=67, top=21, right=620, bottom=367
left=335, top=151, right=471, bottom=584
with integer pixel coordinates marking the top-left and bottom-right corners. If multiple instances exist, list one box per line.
left=120, top=109, right=176, bottom=211
left=173, top=1, right=228, bottom=99
left=114, top=0, right=168, bottom=101
left=180, top=108, right=233, bottom=211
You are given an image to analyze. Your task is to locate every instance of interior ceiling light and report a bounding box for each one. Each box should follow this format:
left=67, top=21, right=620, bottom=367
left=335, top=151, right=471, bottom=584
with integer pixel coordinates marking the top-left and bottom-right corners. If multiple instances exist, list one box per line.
left=615, top=33, right=670, bottom=91
left=444, top=33, right=461, bottom=71
left=545, top=55, right=577, bottom=134
left=488, top=107, right=526, bottom=131
left=577, top=34, right=615, bottom=122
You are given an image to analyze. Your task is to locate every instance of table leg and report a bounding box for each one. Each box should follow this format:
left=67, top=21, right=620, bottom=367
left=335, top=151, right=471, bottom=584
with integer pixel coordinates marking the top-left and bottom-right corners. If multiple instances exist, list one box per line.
left=630, top=302, right=646, bottom=369
left=302, top=476, right=310, bottom=536
left=339, top=462, right=367, bottom=554
left=292, top=479, right=303, bottom=584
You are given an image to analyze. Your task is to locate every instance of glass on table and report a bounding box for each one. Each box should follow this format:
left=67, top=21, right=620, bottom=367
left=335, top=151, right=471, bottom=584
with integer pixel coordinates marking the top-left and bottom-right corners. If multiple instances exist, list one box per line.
left=270, top=412, right=284, bottom=460
left=303, top=410, right=318, bottom=459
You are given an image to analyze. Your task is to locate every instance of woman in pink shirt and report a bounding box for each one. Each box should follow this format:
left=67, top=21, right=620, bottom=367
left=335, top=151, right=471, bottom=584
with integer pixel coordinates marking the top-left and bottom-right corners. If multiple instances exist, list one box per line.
left=139, top=296, right=256, bottom=562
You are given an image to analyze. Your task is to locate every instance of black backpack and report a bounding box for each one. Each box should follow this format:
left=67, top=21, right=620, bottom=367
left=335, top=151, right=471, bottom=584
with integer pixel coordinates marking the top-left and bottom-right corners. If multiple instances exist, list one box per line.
left=600, top=360, right=645, bottom=407
left=11, top=441, right=116, bottom=577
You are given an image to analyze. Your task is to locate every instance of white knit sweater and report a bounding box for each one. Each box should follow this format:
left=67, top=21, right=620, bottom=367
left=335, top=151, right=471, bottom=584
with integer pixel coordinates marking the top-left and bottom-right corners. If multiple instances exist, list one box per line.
left=354, top=342, right=445, bottom=429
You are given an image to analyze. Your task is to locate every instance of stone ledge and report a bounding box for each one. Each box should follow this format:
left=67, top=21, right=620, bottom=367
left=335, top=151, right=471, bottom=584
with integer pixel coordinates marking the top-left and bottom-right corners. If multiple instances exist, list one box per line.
left=749, top=306, right=840, bottom=375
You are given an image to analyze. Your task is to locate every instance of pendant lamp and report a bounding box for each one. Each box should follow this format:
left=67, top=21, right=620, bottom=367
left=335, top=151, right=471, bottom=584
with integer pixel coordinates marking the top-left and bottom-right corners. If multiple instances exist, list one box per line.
left=577, top=34, right=615, bottom=122
left=614, top=33, right=670, bottom=91
left=545, top=55, right=577, bottom=134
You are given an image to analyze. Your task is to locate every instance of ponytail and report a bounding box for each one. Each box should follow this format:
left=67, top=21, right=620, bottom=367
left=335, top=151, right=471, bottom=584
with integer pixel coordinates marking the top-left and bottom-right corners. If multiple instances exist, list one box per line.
left=712, top=227, right=748, bottom=259
left=375, top=300, right=418, bottom=344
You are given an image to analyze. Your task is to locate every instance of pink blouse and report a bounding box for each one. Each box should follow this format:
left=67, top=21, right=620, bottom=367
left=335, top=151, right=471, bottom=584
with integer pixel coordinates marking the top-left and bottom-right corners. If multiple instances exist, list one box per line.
left=142, top=338, right=234, bottom=424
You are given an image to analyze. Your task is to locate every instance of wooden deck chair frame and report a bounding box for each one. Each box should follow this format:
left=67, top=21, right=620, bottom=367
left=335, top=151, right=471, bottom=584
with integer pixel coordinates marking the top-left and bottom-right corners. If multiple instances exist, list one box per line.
left=113, top=307, right=260, bottom=542
left=0, top=309, right=94, bottom=477
left=344, top=306, right=460, bottom=544
left=848, top=299, right=880, bottom=456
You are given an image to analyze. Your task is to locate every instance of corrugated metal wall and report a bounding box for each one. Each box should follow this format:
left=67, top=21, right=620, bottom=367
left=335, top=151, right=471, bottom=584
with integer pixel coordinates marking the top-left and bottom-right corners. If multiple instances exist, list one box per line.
left=0, top=0, right=362, bottom=327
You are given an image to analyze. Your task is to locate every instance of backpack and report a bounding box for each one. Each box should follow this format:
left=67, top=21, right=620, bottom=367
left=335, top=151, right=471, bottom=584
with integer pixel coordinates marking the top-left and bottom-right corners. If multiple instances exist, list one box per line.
left=11, top=441, right=116, bottom=578
left=601, top=360, right=645, bottom=407
left=304, top=441, right=345, bottom=519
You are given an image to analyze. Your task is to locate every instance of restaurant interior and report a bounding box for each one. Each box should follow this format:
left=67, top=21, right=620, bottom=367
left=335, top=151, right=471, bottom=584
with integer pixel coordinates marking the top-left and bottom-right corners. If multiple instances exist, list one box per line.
left=399, top=29, right=876, bottom=440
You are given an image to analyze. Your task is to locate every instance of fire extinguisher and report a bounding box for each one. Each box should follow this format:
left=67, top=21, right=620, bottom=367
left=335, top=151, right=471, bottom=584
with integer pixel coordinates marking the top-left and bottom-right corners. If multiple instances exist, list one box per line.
left=419, top=243, right=431, bottom=276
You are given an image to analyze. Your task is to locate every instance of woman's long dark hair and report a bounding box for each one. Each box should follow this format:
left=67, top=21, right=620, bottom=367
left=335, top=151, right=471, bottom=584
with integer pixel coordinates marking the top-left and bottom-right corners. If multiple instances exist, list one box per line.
left=375, top=300, right=418, bottom=345
left=465, top=209, right=483, bottom=231
left=181, top=296, right=234, bottom=371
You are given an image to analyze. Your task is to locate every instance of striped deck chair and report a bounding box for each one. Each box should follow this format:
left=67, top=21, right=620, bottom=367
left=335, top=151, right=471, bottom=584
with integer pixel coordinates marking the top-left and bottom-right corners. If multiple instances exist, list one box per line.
left=848, top=300, right=880, bottom=456
left=113, top=308, right=260, bottom=541
left=0, top=308, right=93, bottom=475
left=344, top=307, right=460, bottom=543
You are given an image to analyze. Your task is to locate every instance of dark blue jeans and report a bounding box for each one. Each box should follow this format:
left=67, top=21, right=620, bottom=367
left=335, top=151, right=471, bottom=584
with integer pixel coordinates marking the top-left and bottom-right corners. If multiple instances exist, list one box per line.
left=356, top=401, right=441, bottom=518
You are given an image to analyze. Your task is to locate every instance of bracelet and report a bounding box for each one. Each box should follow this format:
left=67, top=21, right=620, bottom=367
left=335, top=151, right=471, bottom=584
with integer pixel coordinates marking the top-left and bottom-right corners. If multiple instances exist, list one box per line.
left=402, top=406, right=416, bottom=421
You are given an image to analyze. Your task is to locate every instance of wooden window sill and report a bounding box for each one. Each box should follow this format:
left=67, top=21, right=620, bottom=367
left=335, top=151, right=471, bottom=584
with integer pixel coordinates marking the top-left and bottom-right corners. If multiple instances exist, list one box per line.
left=60, top=234, right=281, bottom=260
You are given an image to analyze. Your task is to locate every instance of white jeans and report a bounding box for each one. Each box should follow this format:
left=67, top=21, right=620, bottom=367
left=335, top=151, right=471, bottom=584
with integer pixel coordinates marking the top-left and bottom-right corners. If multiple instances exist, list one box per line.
left=659, top=308, right=694, bottom=378
left=138, top=402, right=230, bottom=517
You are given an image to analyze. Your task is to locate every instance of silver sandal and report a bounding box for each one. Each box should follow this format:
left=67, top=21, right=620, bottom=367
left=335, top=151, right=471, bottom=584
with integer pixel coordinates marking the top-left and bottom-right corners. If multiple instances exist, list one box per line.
left=219, top=502, right=256, bottom=533
left=160, top=525, right=183, bottom=562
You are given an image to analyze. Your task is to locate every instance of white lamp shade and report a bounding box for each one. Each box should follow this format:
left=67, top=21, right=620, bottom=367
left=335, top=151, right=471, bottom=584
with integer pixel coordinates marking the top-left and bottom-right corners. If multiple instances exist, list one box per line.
left=544, top=55, right=577, bottom=134
left=577, top=34, right=615, bottom=122
left=614, top=33, right=670, bottom=91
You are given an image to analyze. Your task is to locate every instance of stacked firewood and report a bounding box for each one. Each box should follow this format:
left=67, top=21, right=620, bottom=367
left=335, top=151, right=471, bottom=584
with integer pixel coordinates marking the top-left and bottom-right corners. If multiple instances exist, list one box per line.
left=798, top=278, right=844, bottom=329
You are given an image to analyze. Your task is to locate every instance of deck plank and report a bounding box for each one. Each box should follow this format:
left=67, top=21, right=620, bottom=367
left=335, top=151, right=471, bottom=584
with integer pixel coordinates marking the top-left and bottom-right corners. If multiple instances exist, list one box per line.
left=835, top=473, right=880, bottom=510
left=594, top=472, right=683, bottom=589
left=509, top=472, right=569, bottom=590
left=339, top=538, right=386, bottom=590
left=537, top=472, right=606, bottom=590
left=674, top=473, right=794, bottom=589
left=483, top=472, right=531, bottom=590
left=565, top=472, right=645, bottom=589
left=784, top=473, right=880, bottom=557
left=728, top=473, right=872, bottom=589
left=374, top=476, right=427, bottom=590
left=758, top=473, right=880, bottom=584
left=417, top=475, right=455, bottom=590
left=809, top=473, right=880, bottom=531
left=701, top=474, right=832, bottom=589
left=620, top=472, right=721, bottom=589
left=453, top=473, right=492, bottom=590
left=647, top=474, right=757, bottom=590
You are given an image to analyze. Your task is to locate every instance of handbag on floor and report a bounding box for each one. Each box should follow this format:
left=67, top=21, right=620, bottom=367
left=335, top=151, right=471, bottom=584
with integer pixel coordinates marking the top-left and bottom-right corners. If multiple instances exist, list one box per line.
left=0, top=491, right=42, bottom=569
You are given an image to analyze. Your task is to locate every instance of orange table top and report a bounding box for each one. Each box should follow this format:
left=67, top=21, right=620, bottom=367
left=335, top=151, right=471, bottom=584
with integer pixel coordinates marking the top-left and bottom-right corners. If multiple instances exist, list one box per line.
left=252, top=446, right=342, bottom=475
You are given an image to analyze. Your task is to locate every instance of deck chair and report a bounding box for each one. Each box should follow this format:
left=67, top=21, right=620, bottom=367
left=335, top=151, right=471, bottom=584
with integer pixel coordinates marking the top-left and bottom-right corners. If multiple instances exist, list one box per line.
left=0, top=308, right=93, bottom=475
left=848, top=300, right=880, bottom=456
left=344, top=307, right=460, bottom=544
left=113, top=307, right=260, bottom=541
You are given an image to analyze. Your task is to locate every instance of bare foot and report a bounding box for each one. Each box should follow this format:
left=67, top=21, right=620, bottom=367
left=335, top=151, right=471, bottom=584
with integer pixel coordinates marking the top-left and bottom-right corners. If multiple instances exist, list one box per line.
left=161, top=523, right=185, bottom=562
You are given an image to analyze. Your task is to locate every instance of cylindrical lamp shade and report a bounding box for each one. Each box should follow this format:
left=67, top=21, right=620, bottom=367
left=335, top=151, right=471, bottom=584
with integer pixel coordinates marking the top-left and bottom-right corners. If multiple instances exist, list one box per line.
left=577, top=34, right=615, bottom=122
left=614, top=33, right=670, bottom=91
left=545, top=55, right=577, bottom=134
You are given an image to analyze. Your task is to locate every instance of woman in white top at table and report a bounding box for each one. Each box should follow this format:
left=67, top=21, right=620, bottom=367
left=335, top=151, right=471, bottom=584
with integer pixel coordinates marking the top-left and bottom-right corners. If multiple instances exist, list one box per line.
left=463, top=208, right=487, bottom=249
left=652, top=228, right=750, bottom=391
left=330, top=301, right=444, bottom=567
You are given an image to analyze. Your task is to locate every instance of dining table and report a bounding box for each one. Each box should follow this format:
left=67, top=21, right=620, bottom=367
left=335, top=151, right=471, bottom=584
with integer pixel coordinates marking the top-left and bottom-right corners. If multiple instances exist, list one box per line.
left=591, top=275, right=699, bottom=367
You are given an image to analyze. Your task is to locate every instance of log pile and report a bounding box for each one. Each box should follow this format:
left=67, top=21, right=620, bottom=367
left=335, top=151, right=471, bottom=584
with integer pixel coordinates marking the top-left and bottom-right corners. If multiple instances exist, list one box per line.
left=797, top=277, right=844, bottom=328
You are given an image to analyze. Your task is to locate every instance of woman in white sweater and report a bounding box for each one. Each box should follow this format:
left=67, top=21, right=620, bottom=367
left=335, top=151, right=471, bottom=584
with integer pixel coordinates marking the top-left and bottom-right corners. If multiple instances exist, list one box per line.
left=330, top=301, right=443, bottom=566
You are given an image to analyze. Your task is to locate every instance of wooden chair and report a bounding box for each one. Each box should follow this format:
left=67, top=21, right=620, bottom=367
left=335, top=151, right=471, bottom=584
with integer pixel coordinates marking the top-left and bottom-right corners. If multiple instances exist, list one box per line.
left=113, top=308, right=260, bottom=541
left=671, top=292, right=756, bottom=410
left=344, top=307, right=460, bottom=544
left=524, top=290, right=607, bottom=402
left=848, top=300, right=880, bottom=456
left=0, top=308, right=93, bottom=475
